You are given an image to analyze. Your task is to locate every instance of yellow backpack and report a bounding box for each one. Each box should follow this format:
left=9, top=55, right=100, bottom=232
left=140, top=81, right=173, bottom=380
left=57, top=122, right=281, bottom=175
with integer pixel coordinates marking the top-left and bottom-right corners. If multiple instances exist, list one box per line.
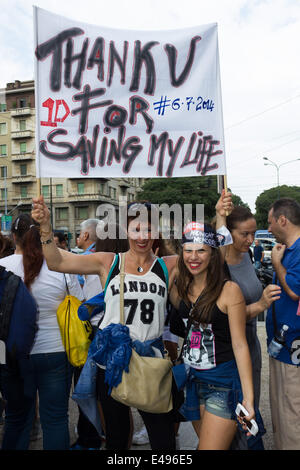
left=57, top=293, right=92, bottom=367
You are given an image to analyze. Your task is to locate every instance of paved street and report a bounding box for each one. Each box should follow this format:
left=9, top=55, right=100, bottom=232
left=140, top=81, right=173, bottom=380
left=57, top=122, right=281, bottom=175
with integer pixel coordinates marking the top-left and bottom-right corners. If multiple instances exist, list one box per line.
left=1, top=322, right=274, bottom=451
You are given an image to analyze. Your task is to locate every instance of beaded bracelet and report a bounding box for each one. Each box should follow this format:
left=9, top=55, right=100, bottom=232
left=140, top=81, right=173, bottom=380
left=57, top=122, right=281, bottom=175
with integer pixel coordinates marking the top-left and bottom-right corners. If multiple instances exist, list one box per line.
left=41, top=236, right=53, bottom=245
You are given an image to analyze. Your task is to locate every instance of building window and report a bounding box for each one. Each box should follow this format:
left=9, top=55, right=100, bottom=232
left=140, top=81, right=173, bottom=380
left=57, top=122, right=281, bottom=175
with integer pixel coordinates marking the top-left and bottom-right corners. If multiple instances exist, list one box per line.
left=1, top=188, right=7, bottom=200
left=0, top=123, right=7, bottom=135
left=0, top=144, right=7, bottom=156
left=20, top=185, right=27, bottom=198
left=0, top=104, right=7, bottom=112
left=56, top=207, right=68, bottom=221
left=109, top=187, right=117, bottom=199
left=0, top=166, right=7, bottom=178
left=99, top=182, right=107, bottom=195
left=75, top=206, right=88, bottom=220
left=42, top=185, right=49, bottom=198
left=19, top=99, right=26, bottom=108
left=56, top=184, right=63, bottom=197
left=20, top=142, right=26, bottom=154
left=77, top=183, right=85, bottom=194
left=20, top=164, right=27, bottom=176
left=19, top=120, right=26, bottom=131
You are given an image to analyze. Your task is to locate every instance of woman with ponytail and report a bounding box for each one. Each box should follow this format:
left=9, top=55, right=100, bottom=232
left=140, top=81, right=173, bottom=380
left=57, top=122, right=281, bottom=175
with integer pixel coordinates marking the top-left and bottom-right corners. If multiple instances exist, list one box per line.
left=0, top=214, right=82, bottom=450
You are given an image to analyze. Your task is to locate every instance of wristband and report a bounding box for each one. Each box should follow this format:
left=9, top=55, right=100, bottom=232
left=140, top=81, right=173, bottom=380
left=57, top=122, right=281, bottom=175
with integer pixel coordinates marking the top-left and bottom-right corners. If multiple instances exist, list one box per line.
left=41, top=236, right=53, bottom=245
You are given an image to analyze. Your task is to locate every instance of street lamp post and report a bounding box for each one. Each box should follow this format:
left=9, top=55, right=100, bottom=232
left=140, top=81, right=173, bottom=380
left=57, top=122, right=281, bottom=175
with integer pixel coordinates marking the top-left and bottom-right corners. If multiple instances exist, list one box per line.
left=262, top=157, right=300, bottom=199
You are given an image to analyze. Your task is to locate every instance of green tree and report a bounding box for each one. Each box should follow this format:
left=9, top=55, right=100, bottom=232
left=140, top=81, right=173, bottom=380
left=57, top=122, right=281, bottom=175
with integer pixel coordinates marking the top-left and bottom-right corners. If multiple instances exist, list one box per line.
left=255, top=185, right=300, bottom=229
left=137, top=176, right=248, bottom=222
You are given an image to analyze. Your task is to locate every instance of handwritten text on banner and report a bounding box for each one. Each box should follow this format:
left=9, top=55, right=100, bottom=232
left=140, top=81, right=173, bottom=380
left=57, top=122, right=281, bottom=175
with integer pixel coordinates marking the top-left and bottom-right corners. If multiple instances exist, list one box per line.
left=34, top=7, right=226, bottom=178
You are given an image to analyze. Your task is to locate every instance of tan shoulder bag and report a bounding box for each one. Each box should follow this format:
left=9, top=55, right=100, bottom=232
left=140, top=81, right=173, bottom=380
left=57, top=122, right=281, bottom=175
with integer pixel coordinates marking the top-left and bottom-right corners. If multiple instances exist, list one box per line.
left=111, top=253, right=173, bottom=413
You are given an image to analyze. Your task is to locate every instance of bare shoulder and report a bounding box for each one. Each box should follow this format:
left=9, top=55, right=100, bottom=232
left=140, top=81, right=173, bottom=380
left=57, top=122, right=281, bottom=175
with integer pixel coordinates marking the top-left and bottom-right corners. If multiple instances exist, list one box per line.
left=222, top=280, right=244, bottom=298
left=218, top=280, right=245, bottom=311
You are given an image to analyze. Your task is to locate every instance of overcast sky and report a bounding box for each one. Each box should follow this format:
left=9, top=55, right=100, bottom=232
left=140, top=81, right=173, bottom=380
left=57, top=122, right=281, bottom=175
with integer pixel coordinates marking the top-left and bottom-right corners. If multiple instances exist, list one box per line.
left=1, top=0, right=300, bottom=214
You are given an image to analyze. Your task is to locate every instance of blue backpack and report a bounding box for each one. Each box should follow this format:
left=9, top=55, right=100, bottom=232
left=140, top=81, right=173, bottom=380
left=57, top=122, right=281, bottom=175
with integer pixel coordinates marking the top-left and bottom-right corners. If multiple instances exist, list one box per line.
left=0, top=266, right=38, bottom=363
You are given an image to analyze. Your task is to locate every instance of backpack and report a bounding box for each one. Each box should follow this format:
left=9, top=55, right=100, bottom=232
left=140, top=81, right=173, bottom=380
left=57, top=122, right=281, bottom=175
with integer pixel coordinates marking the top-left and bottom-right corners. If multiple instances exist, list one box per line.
left=0, top=266, right=38, bottom=363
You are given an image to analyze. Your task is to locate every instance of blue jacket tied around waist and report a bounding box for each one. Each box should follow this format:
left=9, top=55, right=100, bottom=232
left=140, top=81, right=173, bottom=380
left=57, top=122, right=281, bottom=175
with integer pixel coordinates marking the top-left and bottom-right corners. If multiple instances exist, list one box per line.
left=72, top=322, right=164, bottom=435
left=172, top=360, right=266, bottom=447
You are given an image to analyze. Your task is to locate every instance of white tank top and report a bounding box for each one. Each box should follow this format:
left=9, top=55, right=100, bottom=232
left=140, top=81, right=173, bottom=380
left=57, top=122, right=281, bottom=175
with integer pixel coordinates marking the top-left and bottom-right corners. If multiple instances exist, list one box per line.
left=101, top=254, right=168, bottom=342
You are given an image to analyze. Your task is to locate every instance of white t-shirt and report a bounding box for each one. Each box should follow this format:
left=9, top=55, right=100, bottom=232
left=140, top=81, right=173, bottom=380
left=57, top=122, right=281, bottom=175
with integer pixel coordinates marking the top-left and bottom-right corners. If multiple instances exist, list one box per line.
left=0, top=254, right=83, bottom=354
left=101, top=255, right=168, bottom=343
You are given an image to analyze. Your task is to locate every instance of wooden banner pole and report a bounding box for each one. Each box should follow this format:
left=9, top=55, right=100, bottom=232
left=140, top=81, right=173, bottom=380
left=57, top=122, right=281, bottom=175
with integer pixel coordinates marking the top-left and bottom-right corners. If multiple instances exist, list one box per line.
left=223, top=174, right=229, bottom=216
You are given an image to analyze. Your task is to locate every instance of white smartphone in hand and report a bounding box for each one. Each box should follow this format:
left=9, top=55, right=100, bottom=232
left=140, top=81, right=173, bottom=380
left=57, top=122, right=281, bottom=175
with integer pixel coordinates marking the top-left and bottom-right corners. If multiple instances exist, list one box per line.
left=235, top=403, right=258, bottom=436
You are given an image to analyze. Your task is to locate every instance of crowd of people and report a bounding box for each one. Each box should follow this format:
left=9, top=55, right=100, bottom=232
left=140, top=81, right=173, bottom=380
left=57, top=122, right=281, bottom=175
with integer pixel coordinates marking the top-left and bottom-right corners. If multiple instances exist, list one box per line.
left=0, top=193, right=299, bottom=451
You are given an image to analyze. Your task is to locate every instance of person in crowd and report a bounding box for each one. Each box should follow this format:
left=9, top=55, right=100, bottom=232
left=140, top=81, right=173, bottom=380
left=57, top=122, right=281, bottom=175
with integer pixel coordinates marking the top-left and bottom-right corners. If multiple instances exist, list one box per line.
left=71, top=224, right=130, bottom=451
left=76, top=218, right=100, bottom=289
left=95, top=225, right=133, bottom=448
left=129, top=235, right=180, bottom=448
left=253, top=239, right=264, bottom=272
left=215, top=197, right=281, bottom=450
left=0, top=214, right=82, bottom=450
left=0, top=232, right=14, bottom=426
left=53, top=231, right=68, bottom=251
left=0, top=232, right=14, bottom=258
left=76, top=219, right=98, bottom=254
left=266, top=198, right=300, bottom=450
left=31, top=197, right=180, bottom=450
left=55, top=233, right=102, bottom=451
left=169, top=221, right=255, bottom=450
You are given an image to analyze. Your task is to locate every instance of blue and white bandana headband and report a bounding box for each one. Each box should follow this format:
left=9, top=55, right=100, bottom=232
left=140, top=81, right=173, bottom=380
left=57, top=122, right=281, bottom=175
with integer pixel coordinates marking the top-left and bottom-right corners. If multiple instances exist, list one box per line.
left=182, top=222, right=232, bottom=248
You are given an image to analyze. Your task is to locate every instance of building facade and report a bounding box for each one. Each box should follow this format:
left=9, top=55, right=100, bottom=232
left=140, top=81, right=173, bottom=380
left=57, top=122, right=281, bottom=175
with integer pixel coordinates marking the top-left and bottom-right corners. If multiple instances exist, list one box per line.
left=0, top=80, right=144, bottom=245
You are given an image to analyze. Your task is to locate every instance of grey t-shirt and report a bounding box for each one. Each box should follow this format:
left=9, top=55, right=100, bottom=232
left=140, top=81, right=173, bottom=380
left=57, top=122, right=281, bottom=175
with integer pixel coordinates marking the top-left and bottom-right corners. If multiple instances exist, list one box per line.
left=227, top=252, right=264, bottom=449
left=227, top=252, right=263, bottom=369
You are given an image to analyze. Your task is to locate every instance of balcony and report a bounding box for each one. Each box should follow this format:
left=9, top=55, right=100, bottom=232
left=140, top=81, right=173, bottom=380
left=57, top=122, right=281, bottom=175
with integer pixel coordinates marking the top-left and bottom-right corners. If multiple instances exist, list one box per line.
left=67, top=192, right=115, bottom=204
left=11, top=107, right=32, bottom=117
left=11, top=174, right=36, bottom=184
left=12, top=195, right=32, bottom=203
left=67, top=192, right=101, bottom=203
left=11, top=152, right=34, bottom=161
left=11, top=130, right=33, bottom=139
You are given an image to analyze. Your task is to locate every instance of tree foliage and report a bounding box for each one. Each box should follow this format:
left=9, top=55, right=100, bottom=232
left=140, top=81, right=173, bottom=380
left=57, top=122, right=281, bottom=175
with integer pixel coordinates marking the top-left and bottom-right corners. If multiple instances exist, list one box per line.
left=255, top=185, right=300, bottom=229
left=137, top=176, right=249, bottom=222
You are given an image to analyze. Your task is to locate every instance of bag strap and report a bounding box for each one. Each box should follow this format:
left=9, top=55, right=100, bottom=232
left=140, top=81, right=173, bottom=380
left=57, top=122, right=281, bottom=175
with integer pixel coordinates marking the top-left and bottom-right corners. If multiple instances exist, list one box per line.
left=177, top=315, right=193, bottom=361
left=63, top=274, right=70, bottom=296
left=272, top=274, right=279, bottom=336
left=271, top=273, right=292, bottom=353
left=103, top=254, right=120, bottom=296
left=177, top=293, right=204, bottom=361
left=119, top=253, right=126, bottom=325
left=0, top=270, right=21, bottom=342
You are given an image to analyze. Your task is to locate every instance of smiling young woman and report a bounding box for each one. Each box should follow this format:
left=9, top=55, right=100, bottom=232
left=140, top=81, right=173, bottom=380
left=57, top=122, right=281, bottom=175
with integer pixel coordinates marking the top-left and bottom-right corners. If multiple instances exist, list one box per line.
left=169, top=222, right=256, bottom=450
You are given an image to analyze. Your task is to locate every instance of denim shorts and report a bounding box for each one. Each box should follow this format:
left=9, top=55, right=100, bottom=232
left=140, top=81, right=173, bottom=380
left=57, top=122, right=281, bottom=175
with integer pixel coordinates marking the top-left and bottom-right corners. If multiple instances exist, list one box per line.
left=196, top=381, right=235, bottom=420
left=182, top=378, right=237, bottom=421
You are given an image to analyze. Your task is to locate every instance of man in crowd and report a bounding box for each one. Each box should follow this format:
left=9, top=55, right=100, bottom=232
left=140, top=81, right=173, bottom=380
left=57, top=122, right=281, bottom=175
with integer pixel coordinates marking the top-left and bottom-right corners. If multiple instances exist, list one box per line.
left=76, top=219, right=99, bottom=288
left=253, top=239, right=264, bottom=271
left=53, top=231, right=68, bottom=250
left=267, top=197, right=300, bottom=450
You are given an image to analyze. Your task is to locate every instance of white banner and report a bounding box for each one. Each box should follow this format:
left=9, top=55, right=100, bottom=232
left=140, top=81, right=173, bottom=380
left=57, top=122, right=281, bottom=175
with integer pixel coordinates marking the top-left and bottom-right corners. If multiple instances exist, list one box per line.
left=34, top=7, right=226, bottom=178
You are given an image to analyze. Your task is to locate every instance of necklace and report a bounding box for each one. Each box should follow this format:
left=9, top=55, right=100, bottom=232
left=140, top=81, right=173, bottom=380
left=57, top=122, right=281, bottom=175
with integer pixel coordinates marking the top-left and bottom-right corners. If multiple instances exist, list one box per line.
left=137, top=266, right=144, bottom=273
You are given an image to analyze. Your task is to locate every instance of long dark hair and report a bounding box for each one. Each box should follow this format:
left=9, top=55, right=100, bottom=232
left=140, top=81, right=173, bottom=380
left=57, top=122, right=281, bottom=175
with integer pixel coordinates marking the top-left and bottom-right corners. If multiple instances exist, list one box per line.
left=226, top=206, right=255, bottom=231
left=176, top=235, right=227, bottom=324
left=95, top=223, right=129, bottom=253
left=0, top=233, right=14, bottom=258
left=12, top=214, right=43, bottom=289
